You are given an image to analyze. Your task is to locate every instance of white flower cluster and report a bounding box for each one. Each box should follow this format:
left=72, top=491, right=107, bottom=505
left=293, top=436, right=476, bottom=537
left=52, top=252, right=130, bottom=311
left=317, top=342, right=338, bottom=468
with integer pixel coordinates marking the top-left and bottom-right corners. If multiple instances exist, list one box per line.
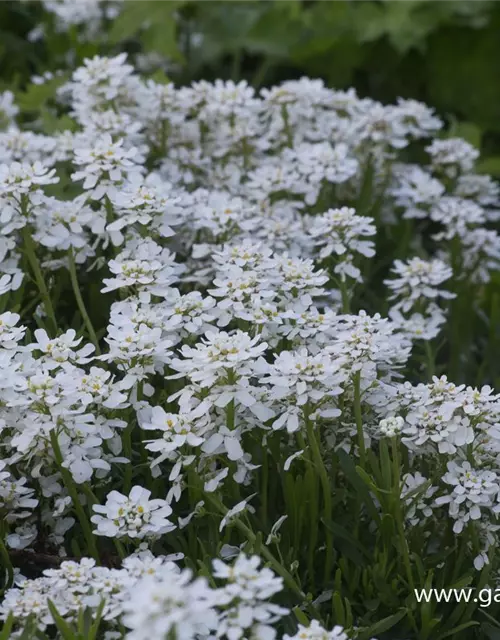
left=0, top=552, right=292, bottom=640
left=386, top=257, right=455, bottom=340
left=1, top=45, right=500, bottom=640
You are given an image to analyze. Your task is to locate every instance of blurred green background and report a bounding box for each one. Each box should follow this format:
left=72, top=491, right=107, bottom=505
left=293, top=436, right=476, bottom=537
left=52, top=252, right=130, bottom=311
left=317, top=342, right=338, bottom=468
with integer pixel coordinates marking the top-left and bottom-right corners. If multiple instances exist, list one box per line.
left=3, top=0, right=500, bottom=169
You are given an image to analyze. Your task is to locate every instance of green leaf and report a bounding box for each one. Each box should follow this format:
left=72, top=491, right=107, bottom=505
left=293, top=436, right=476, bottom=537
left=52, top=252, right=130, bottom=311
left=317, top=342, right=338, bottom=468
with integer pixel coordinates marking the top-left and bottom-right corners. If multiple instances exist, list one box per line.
left=16, top=74, right=68, bottom=113
left=47, top=600, right=75, bottom=640
left=447, top=119, right=482, bottom=149
left=87, top=600, right=106, bottom=640
left=109, top=1, right=185, bottom=61
left=244, top=3, right=304, bottom=58
left=482, top=622, right=500, bottom=640
left=351, top=2, right=431, bottom=53
left=337, top=450, right=380, bottom=524
left=332, top=591, right=346, bottom=627
left=39, top=108, right=77, bottom=134
left=0, top=614, right=14, bottom=640
left=437, top=621, right=480, bottom=639
left=323, top=520, right=371, bottom=559
left=19, top=616, right=38, bottom=640
left=357, top=609, right=408, bottom=640
left=292, top=606, right=309, bottom=626
left=426, top=15, right=500, bottom=132
left=477, top=156, right=500, bottom=177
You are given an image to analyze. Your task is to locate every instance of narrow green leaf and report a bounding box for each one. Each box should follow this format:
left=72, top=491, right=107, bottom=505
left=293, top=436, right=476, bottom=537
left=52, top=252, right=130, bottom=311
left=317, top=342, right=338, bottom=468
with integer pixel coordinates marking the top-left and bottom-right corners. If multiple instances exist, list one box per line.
left=437, top=621, right=480, bottom=639
left=47, top=600, right=75, bottom=640
left=337, top=450, right=380, bottom=523
left=0, top=613, right=14, bottom=640
left=357, top=609, right=407, bottom=639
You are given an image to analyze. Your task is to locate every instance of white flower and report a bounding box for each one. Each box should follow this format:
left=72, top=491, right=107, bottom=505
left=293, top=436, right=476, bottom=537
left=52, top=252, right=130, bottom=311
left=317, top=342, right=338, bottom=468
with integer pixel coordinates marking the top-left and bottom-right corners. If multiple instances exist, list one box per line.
left=92, top=486, right=175, bottom=539
left=402, top=472, right=437, bottom=527
left=141, top=406, right=209, bottom=466
left=284, top=620, right=349, bottom=640
left=72, top=134, right=144, bottom=199
left=0, top=161, right=58, bottom=199
left=43, top=0, right=121, bottom=37
left=379, top=416, right=404, bottom=437
left=0, top=272, right=23, bottom=297
left=326, top=311, right=411, bottom=381
left=455, top=173, right=500, bottom=209
left=0, top=312, right=25, bottom=348
left=0, top=90, right=19, bottom=127
left=390, top=164, right=444, bottom=219
left=0, top=461, right=38, bottom=520
left=284, top=449, right=304, bottom=471
left=30, top=329, right=94, bottom=369
left=393, top=98, right=442, bottom=138
left=213, top=553, right=287, bottom=639
left=171, top=330, right=267, bottom=388
left=384, top=257, right=455, bottom=313
left=122, top=565, right=220, bottom=640
left=389, top=306, right=446, bottom=341
left=308, top=207, right=376, bottom=281
left=107, top=175, right=182, bottom=242
left=101, top=321, right=173, bottom=384
left=430, top=196, right=486, bottom=240
left=426, top=137, right=479, bottom=179
left=102, top=239, right=183, bottom=294
left=219, top=496, right=256, bottom=532
left=435, top=461, right=500, bottom=534
left=258, top=348, right=345, bottom=432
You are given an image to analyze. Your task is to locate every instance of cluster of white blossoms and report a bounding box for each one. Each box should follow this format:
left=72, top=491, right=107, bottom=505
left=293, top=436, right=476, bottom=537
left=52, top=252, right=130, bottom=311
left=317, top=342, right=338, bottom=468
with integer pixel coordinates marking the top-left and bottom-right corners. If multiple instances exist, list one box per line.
left=0, top=45, right=500, bottom=639
left=37, top=1, right=123, bottom=40
left=0, top=550, right=373, bottom=640
left=385, top=256, right=455, bottom=340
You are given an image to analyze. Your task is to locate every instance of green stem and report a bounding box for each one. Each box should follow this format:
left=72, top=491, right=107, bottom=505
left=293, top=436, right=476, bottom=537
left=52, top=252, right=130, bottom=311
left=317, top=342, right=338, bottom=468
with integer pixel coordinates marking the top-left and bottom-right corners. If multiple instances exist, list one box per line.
left=49, top=430, right=100, bottom=562
left=68, top=248, right=100, bottom=354
left=204, top=492, right=308, bottom=603
left=114, top=539, right=127, bottom=560
left=424, top=341, right=435, bottom=379
left=251, top=58, right=272, bottom=88
left=297, top=431, right=318, bottom=582
left=281, top=105, right=294, bottom=148
left=0, top=534, right=13, bottom=593
left=231, top=48, right=242, bottom=81
left=391, top=438, right=415, bottom=593
left=306, top=416, right=334, bottom=587
left=226, top=399, right=235, bottom=430
left=261, top=442, right=269, bottom=529
left=22, top=226, right=57, bottom=335
left=123, top=423, right=133, bottom=494
left=353, top=372, right=366, bottom=467
left=226, top=369, right=236, bottom=430
left=339, top=280, right=351, bottom=313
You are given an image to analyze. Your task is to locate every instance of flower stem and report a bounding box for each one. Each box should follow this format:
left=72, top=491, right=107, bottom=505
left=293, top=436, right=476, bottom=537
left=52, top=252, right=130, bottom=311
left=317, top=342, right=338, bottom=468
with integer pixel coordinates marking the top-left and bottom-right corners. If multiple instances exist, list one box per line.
left=49, top=430, right=100, bottom=562
left=424, top=341, right=435, bottom=379
left=306, top=416, right=334, bottom=587
left=390, top=437, right=415, bottom=594
left=123, top=423, right=133, bottom=495
left=0, top=534, right=13, bottom=594
left=204, top=492, right=309, bottom=604
left=68, top=248, right=100, bottom=354
left=339, top=280, right=351, bottom=313
left=261, top=442, right=269, bottom=529
left=297, top=431, right=318, bottom=582
left=353, top=371, right=366, bottom=467
left=22, top=226, right=57, bottom=335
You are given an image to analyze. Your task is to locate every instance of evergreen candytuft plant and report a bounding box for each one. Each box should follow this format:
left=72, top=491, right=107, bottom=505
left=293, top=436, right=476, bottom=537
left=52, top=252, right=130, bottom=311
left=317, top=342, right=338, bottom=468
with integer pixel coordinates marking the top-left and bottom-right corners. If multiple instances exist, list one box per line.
left=1, top=4, right=500, bottom=640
